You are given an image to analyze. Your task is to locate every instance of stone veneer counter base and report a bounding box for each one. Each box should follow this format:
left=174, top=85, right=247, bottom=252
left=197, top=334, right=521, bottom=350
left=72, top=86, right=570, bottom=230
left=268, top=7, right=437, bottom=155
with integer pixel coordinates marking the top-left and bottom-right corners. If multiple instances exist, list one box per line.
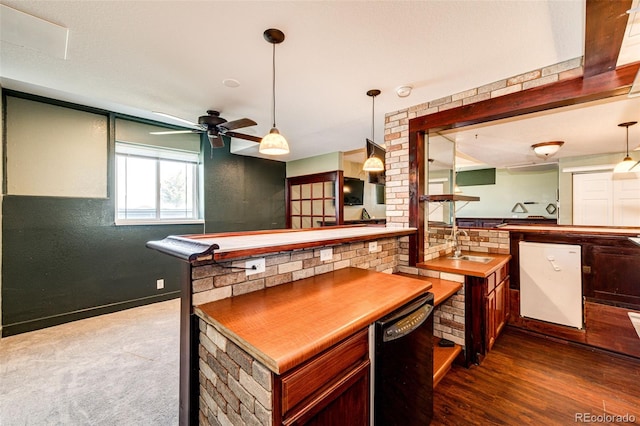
left=194, top=267, right=431, bottom=374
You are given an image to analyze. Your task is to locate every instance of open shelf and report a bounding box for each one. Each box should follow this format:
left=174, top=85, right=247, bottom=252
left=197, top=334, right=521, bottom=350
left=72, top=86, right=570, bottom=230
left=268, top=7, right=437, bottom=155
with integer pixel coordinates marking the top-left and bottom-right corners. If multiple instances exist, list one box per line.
left=434, top=337, right=462, bottom=387
left=419, top=194, right=480, bottom=202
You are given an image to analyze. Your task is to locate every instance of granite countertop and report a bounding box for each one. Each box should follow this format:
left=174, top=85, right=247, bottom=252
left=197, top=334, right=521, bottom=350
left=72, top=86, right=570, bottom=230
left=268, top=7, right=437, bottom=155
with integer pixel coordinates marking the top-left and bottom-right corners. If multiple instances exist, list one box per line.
left=194, top=267, right=431, bottom=374
left=417, top=252, right=511, bottom=278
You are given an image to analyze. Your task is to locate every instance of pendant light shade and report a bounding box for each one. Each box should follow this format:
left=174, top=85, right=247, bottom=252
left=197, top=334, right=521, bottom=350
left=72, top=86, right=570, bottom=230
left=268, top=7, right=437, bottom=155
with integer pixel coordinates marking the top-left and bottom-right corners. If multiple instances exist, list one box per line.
left=260, top=127, right=289, bottom=155
left=363, top=89, right=384, bottom=172
left=363, top=154, right=384, bottom=171
left=260, top=29, right=289, bottom=155
left=613, top=121, right=638, bottom=173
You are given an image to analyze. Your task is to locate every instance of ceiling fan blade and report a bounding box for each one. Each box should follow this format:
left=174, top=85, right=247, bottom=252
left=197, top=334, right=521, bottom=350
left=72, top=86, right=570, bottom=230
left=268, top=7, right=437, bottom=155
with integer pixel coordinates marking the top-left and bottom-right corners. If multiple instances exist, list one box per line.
left=150, top=130, right=201, bottom=135
left=218, top=118, right=257, bottom=131
left=225, top=131, right=262, bottom=144
left=153, top=111, right=199, bottom=127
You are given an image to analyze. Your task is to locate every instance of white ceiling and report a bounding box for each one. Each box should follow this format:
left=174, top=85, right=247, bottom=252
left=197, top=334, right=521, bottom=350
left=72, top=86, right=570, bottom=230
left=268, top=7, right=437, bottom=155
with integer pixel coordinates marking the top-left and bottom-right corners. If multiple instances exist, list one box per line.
left=432, top=94, right=640, bottom=170
left=0, top=1, right=635, bottom=163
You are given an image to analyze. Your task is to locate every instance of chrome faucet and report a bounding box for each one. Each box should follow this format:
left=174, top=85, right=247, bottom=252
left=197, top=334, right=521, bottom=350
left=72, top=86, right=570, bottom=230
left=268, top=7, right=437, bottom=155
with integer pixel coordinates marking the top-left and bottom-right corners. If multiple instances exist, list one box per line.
left=452, top=229, right=468, bottom=258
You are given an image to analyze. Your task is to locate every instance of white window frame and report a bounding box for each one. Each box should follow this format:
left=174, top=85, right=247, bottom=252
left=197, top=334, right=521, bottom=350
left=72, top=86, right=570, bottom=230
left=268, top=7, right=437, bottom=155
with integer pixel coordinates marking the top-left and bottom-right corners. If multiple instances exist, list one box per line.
left=115, top=142, right=203, bottom=225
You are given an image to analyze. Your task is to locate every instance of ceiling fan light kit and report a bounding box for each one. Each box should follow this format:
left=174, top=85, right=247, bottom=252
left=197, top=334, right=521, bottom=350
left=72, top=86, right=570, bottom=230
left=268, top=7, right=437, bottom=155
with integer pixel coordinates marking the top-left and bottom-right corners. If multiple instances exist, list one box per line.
left=613, top=121, right=639, bottom=173
left=531, top=141, right=564, bottom=158
left=363, top=89, right=385, bottom=172
left=260, top=28, right=289, bottom=156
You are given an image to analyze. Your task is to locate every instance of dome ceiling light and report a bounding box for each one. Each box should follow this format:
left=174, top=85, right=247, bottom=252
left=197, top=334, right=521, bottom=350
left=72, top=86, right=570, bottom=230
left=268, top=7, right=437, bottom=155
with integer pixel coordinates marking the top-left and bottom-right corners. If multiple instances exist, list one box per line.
left=531, top=141, right=564, bottom=159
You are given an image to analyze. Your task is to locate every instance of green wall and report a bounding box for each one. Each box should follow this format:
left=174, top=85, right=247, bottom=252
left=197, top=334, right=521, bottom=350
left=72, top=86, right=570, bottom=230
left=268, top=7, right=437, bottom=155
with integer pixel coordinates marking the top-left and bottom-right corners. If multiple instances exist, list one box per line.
left=455, top=168, right=558, bottom=219
left=1, top=93, right=286, bottom=336
left=204, top=139, right=286, bottom=232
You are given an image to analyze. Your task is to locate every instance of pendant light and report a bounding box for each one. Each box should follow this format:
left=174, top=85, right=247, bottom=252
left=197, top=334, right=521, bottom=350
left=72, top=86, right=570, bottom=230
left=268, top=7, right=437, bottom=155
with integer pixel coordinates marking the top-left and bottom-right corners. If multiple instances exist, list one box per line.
left=363, top=89, right=385, bottom=172
left=613, top=121, right=638, bottom=173
left=260, top=29, right=289, bottom=155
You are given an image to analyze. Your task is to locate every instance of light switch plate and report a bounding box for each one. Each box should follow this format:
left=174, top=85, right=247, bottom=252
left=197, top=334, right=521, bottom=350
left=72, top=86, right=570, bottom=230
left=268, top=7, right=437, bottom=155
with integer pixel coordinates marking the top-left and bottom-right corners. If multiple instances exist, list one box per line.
left=246, top=258, right=266, bottom=276
left=320, top=248, right=333, bottom=261
left=369, top=241, right=378, bottom=252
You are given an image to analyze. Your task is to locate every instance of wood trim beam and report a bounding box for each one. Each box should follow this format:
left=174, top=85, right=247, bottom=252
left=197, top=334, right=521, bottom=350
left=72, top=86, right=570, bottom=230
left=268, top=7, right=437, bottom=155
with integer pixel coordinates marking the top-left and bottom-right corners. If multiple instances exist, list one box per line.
left=409, top=61, right=639, bottom=135
left=584, top=0, right=633, bottom=77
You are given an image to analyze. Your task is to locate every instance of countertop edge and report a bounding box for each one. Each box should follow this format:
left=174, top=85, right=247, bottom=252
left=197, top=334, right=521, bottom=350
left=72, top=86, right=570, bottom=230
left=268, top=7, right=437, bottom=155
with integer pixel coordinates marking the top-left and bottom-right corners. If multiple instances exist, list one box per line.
left=418, top=252, right=512, bottom=278
left=146, top=226, right=416, bottom=262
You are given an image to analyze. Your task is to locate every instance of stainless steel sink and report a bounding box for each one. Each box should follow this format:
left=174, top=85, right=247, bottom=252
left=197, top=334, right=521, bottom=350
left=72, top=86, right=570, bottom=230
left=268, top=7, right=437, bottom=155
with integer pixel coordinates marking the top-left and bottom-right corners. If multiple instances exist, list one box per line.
left=447, top=255, right=494, bottom=263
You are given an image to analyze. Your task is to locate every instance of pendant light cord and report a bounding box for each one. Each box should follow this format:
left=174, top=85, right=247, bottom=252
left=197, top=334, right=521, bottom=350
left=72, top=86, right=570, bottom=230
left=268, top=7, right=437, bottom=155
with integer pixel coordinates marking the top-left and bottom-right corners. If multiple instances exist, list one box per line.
left=626, top=126, right=630, bottom=156
left=271, top=42, right=276, bottom=128
left=370, top=94, right=375, bottom=157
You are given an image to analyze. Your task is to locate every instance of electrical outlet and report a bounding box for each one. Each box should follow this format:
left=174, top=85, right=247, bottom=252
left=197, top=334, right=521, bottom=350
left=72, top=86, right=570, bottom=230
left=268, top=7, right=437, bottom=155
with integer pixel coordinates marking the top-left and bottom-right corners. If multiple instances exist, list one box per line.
left=156, top=279, right=164, bottom=290
left=246, top=258, right=266, bottom=276
left=320, top=248, right=333, bottom=261
left=369, top=241, right=378, bottom=253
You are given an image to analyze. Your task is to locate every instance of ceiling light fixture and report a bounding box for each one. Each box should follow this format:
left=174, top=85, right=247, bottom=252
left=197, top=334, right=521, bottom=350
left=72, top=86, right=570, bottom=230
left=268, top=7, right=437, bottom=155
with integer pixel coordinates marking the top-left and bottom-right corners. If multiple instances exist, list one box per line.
left=613, top=121, right=638, bottom=173
left=363, top=89, right=385, bottom=172
left=531, top=141, right=564, bottom=158
left=260, top=28, right=289, bottom=155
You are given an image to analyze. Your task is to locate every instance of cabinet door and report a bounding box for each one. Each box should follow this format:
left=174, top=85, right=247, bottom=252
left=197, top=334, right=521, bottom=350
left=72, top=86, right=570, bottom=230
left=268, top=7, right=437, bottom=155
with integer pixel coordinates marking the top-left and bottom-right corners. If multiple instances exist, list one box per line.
left=494, top=278, right=508, bottom=338
left=486, top=289, right=496, bottom=351
left=300, top=361, right=370, bottom=426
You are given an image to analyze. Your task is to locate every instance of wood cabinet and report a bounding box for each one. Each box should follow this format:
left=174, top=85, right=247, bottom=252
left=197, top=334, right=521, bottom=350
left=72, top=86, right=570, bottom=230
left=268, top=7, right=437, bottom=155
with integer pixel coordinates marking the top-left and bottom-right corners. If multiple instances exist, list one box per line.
left=274, top=328, right=370, bottom=425
left=466, top=262, right=509, bottom=364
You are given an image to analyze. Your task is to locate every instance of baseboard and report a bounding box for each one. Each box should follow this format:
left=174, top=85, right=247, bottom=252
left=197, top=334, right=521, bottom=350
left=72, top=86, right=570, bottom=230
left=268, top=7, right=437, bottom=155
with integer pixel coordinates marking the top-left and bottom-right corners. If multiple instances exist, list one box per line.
left=1, top=291, right=180, bottom=337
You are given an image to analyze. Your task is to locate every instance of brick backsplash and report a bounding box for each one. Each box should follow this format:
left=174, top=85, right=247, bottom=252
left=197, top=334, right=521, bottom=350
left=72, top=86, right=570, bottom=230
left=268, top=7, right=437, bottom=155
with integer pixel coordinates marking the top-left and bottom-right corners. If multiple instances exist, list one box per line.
left=191, top=237, right=399, bottom=306
left=383, top=56, right=583, bottom=262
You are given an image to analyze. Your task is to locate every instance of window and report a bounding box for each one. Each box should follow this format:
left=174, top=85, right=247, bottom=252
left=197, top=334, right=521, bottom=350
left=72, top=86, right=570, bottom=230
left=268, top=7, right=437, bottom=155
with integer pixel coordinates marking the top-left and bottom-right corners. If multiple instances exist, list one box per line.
left=115, top=143, right=202, bottom=224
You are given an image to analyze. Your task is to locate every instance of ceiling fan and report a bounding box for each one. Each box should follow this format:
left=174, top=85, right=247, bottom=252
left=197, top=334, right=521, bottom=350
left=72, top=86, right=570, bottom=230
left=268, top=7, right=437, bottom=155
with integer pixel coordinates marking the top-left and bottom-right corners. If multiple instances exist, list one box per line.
left=151, top=110, right=262, bottom=149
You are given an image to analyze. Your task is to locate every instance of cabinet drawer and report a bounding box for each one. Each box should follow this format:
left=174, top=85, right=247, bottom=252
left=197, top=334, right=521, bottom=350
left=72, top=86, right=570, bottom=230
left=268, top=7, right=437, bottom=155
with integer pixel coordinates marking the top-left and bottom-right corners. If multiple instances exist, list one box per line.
left=495, top=262, right=509, bottom=284
left=486, top=272, right=496, bottom=294
left=280, top=328, right=369, bottom=416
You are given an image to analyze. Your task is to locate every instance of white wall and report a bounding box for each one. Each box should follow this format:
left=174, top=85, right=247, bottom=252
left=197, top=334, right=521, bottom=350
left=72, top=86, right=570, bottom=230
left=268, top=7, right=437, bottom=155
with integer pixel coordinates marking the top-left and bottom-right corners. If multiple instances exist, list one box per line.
left=286, top=152, right=342, bottom=178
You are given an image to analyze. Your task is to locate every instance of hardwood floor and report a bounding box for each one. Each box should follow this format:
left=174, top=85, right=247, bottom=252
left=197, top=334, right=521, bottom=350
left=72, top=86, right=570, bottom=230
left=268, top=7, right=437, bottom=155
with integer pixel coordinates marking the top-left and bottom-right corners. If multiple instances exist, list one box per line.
left=433, top=327, right=640, bottom=425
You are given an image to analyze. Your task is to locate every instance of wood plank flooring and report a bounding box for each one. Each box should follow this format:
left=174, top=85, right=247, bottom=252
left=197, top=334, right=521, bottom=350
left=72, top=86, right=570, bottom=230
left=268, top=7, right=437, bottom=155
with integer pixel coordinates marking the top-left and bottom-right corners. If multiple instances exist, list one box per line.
left=432, top=327, right=640, bottom=425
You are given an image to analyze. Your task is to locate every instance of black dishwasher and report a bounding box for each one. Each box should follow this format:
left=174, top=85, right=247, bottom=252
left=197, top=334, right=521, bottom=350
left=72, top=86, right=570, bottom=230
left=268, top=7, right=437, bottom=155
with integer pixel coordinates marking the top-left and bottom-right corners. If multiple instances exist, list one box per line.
left=374, top=292, right=434, bottom=426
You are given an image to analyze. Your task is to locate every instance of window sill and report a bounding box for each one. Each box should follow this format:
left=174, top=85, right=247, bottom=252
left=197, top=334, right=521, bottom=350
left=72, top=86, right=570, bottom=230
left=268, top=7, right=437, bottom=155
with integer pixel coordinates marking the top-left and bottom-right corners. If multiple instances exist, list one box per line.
left=115, top=219, right=205, bottom=226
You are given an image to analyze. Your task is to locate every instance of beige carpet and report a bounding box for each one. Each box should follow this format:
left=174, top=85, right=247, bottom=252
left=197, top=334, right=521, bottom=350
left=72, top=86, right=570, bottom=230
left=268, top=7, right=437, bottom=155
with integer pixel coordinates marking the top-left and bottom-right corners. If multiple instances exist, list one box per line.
left=0, top=299, right=180, bottom=425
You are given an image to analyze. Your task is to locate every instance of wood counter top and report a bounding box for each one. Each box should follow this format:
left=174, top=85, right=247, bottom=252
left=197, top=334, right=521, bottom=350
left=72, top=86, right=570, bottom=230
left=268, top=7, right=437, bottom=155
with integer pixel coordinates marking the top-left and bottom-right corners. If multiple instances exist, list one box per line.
left=194, top=267, right=431, bottom=374
left=417, top=252, right=511, bottom=278
left=499, top=224, right=640, bottom=235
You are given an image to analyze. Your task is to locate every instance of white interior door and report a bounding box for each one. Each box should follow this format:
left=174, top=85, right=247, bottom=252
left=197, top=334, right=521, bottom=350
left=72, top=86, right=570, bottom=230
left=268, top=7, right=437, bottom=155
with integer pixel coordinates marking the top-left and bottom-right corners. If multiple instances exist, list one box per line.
left=614, top=178, right=640, bottom=226
left=573, top=172, right=613, bottom=225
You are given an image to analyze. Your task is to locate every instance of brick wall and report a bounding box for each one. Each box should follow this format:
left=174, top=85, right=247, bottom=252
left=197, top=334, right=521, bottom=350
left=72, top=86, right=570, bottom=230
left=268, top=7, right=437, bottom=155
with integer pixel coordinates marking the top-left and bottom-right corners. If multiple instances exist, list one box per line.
left=191, top=237, right=400, bottom=306
left=426, top=226, right=510, bottom=261
left=383, top=57, right=583, bottom=264
left=199, top=319, right=273, bottom=426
